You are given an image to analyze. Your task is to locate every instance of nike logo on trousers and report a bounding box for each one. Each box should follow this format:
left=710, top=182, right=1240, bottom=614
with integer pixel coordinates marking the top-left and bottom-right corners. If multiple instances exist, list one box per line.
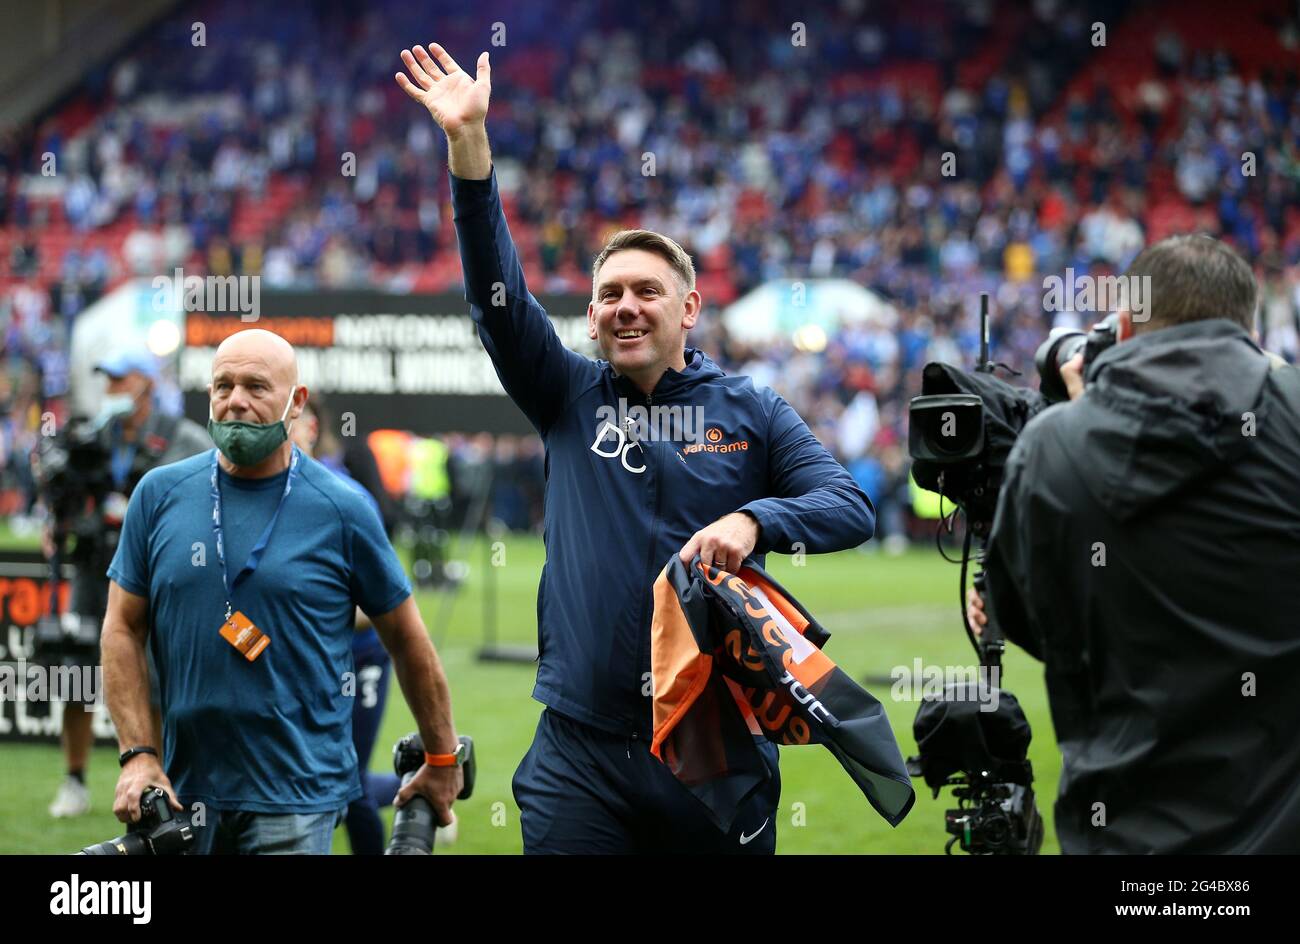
left=739, top=817, right=770, bottom=845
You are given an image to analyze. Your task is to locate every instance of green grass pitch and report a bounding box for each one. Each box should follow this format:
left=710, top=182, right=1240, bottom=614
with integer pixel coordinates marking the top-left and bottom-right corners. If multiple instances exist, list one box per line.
left=0, top=535, right=1061, bottom=854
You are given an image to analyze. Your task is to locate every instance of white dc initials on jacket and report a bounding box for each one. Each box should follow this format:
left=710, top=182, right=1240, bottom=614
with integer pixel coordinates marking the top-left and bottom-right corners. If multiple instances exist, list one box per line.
left=589, top=420, right=646, bottom=474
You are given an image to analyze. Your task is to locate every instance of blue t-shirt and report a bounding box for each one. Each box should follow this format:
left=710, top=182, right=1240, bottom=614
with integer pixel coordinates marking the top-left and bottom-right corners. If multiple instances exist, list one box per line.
left=107, top=446, right=412, bottom=813
left=317, top=453, right=388, bottom=662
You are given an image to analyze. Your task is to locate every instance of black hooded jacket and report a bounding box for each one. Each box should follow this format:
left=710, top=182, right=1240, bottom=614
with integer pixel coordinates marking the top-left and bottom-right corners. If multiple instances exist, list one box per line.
left=984, top=319, right=1300, bottom=854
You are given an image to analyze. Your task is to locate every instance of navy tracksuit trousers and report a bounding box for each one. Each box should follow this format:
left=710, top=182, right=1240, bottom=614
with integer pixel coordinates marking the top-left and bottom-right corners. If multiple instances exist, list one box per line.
left=512, top=707, right=780, bottom=854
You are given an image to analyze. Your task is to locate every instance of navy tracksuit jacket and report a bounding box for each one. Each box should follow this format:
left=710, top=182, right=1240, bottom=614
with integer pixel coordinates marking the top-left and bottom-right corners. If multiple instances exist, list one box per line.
left=451, top=169, right=875, bottom=847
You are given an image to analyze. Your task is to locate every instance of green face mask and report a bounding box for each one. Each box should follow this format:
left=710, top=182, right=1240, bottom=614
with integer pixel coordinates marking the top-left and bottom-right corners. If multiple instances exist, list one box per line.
left=208, top=386, right=298, bottom=467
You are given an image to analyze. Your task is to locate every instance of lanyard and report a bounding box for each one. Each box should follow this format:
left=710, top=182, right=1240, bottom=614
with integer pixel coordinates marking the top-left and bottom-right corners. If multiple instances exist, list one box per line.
left=209, top=446, right=299, bottom=619
left=111, top=445, right=137, bottom=489
left=109, top=425, right=137, bottom=490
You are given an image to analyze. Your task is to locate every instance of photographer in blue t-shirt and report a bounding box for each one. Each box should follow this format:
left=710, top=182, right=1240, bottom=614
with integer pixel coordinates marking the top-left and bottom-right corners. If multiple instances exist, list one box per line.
left=101, top=329, right=463, bottom=854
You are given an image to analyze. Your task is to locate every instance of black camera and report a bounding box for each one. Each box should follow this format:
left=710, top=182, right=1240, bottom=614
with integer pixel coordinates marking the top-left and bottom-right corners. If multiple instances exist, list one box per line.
left=1033, top=312, right=1121, bottom=404
left=385, top=732, right=476, bottom=855
left=905, top=295, right=1048, bottom=853
left=910, top=309, right=1122, bottom=527
left=943, top=779, right=1043, bottom=855
left=32, top=419, right=121, bottom=667
left=34, top=418, right=117, bottom=561
left=77, top=786, right=195, bottom=855
left=907, top=686, right=1044, bottom=855
left=908, top=362, right=1046, bottom=538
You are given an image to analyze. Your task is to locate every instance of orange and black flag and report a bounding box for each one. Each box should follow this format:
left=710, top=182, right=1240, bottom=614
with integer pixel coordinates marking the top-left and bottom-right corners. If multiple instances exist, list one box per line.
left=651, top=554, right=915, bottom=833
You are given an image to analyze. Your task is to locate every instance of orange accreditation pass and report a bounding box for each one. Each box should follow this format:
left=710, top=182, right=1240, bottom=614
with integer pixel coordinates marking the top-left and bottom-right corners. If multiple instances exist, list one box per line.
left=219, top=610, right=270, bottom=662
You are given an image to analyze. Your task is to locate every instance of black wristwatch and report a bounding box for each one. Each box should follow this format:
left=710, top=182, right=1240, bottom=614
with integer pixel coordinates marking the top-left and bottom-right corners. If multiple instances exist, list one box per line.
left=119, top=746, right=159, bottom=768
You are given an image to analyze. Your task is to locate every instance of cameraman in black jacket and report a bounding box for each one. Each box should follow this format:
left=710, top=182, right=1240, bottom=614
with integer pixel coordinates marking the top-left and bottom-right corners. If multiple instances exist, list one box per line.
left=970, top=234, right=1300, bottom=853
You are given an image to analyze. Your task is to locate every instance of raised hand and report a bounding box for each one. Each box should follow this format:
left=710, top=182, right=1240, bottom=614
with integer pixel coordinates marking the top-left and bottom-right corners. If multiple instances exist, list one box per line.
left=395, top=44, right=490, bottom=138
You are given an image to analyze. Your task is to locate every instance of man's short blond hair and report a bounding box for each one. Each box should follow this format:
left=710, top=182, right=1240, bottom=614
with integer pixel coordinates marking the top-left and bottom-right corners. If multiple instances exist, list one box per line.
left=591, top=229, right=696, bottom=298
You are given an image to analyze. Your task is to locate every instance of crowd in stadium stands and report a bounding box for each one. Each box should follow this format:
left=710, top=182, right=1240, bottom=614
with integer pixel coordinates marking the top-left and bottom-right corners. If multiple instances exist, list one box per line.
left=2, top=0, right=1298, bottom=546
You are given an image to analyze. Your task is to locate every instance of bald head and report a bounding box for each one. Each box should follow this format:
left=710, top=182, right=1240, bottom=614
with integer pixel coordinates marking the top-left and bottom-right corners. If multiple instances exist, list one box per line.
left=209, top=329, right=306, bottom=427
left=214, top=329, right=298, bottom=387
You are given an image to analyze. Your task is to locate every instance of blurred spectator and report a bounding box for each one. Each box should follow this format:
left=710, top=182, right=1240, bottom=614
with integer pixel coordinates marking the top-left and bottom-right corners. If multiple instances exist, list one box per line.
left=1, top=0, right=1297, bottom=541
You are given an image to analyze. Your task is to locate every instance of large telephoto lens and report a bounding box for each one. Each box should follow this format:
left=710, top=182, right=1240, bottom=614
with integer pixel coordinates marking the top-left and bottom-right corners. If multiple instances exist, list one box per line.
left=1034, top=329, right=1087, bottom=403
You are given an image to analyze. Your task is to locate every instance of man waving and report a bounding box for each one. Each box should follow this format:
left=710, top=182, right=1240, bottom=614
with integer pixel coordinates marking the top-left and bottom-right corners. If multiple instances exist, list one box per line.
left=397, top=43, right=874, bottom=854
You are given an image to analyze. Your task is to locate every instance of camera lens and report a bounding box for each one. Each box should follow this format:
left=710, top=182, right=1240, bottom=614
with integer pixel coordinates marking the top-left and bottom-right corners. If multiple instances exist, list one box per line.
left=1034, top=330, right=1086, bottom=403
left=908, top=395, right=984, bottom=463
left=981, top=812, right=1011, bottom=849
left=923, top=411, right=981, bottom=458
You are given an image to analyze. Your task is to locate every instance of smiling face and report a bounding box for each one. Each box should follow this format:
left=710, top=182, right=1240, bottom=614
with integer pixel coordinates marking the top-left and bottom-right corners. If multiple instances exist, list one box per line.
left=588, top=248, right=701, bottom=390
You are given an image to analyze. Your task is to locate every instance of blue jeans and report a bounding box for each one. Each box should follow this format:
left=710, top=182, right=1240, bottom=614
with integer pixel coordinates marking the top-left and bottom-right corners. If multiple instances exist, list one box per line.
left=187, top=807, right=344, bottom=855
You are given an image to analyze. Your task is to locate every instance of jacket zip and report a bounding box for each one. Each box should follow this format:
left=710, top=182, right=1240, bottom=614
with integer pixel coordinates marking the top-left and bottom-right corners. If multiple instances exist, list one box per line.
left=634, top=389, right=662, bottom=742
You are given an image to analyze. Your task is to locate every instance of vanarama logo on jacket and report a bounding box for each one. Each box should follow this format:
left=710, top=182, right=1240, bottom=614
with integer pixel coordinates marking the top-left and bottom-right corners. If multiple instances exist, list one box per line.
left=650, top=554, right=916, bottom=832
